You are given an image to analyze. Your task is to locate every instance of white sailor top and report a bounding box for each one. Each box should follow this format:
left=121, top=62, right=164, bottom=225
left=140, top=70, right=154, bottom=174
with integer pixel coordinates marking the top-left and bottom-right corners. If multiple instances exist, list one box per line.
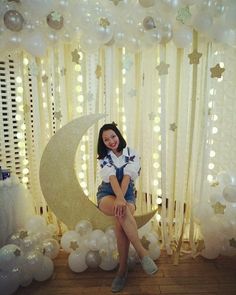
left=99, top=146, right=141, bottom=183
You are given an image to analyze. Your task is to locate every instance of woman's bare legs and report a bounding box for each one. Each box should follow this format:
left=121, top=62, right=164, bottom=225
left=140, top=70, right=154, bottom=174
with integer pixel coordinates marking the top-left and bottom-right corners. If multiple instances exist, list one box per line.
left=98, top=196, right=148, bottom=274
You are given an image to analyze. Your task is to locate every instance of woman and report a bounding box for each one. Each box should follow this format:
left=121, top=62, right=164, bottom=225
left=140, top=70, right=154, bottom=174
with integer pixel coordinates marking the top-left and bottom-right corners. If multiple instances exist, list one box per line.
left=96, top=122, right=158, bottom=293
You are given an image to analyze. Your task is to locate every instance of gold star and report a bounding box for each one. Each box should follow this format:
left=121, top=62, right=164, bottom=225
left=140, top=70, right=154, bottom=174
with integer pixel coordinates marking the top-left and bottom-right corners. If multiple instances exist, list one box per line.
left=14, top=249, right=21, bottom=257
left=141, top=236, right=150, bottom=250
left=19, top=230, right=28, bottom=239
left=71, top=49, right=80, bottom=64
left=112, top=249, right=119, bottom=260
left=210, top=63, right=225, bottom=78
left=169, top=123, right=177, bottom=131
left=210, top=180, right=219, bottom=187
left=176, top=6, right=191, bottom=24
left=229, top=238, right=236, bottom=248
left=156, top=61, right=170, bottom=75
left=99, top=17, right=110, bottom=29
left=95, top=65, right=102, bottom=79
left=54, top=111, right=62, bottom=121
left=70, top=241, right=79, bottom=251
left=188, top=50, right=202, bottom=65
left=212, top=202, right=226, bottom=214
left=42, top=74, right=48, bottom=83
left=23, top=104, right=31, bottom=114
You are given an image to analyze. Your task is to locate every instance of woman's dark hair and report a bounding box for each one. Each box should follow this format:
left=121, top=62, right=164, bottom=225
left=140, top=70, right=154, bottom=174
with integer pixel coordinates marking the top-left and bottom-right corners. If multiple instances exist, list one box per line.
left=97, top=122, right=126, bottom=159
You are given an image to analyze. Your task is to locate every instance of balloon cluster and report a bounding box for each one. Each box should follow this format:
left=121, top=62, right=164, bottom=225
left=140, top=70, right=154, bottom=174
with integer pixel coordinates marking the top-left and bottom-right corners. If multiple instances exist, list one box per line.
left=0, top=215, right=60, bottom=295
left=61, top=219, right=161, bottom=273
left=0, top=0, right=236, bottom=56
left=193, top=170, right=236, bottom=259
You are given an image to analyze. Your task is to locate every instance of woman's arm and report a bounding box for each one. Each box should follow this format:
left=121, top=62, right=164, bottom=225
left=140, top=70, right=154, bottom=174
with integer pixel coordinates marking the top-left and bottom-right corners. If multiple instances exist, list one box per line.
left=120, top=174, right=131, bottom=196
left=109, top=175, right=127, bottom=217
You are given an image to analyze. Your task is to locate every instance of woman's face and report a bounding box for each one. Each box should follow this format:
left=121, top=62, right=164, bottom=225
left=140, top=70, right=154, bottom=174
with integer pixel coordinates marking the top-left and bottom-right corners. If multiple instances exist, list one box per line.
left=102, top=129, right=120, bottom=152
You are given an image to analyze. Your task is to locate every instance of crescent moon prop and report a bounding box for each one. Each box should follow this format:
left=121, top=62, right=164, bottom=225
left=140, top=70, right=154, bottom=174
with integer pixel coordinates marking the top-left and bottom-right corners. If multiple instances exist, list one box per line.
left=39, top=114, right=157, bottom=230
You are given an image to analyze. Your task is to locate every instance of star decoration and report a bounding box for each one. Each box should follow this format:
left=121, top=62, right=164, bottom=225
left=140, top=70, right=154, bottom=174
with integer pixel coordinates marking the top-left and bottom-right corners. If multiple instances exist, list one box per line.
left=70, top=241, right=79, bottom=251
left=54, top=111, right=62, bottom=121
left=212, top=202, right=226, bottom=214
left=110, top=0, right=122, bottom=5
left=188, top=50, right=202, bottom=65
left=229, top=238, right=236, bottom=248
left=128, top=88, right=136, bottom=97
left=28, top=62, right=39, bottom=76
left=99, top=17, right=110, bottom=28
left=19, top=230, right=28, bottom=239
left=210, top=180, right=219, bottom=187
left=51, top=11, right=62, bottom=22
left=71, top=49, right=81, bottom=64
left=210, top=63, right=225, bottom=78
left=156, top=61, right=170, bottom=75
left=112, top=250, right=119, bottom=260
left=141, top=236, right=150, bottom=250
left=60, top=67, right=67, bottom=76
left=14, top=249, right=21, bottom=257
left=95, top=65, right=102, bottom=79
left=169, top=123, right=177, bottom=131
left=148, top=112, right=157, bottom=121
left=23, top=104, right=31, bottom=114
left=42, top=74, right=48, bottom=83
left=176, top=6, right=191, bottom=24
left=123, top=56, right=133, bottom=71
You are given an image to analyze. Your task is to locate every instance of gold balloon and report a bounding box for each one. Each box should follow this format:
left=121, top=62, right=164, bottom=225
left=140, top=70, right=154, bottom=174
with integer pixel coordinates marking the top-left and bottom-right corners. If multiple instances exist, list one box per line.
left=47, top=11, right=64, bottom=30
left=143, top=16, right=156, bottom=30
left=4, top=10, right=24, bottom=32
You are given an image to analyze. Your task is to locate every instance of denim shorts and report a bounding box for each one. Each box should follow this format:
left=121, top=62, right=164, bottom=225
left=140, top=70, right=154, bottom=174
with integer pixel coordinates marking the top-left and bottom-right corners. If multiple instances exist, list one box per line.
left=97, top=181, right=136, bottom=206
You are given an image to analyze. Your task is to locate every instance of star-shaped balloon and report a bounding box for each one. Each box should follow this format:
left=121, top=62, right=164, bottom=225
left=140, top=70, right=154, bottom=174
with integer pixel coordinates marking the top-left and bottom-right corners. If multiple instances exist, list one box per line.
left=95, top=65, right=102, bottom=79
left=99, top=17, right=110, bottom=28
left=212, top=202, right=226, bottom=214
left=54, top=111, right=62, bottom=121
left=14, top=249, right=21, bottom=257
left=188, top=50, right=202, bottom=65
left=169, top=122, right=177, bottom=131
left=176, top=6, right=191, bottom=24
left=229, top=238, right=236, bottom=248
left=42, top=74, right=48, bottom=83
left=141, top=236, right=150, bottom=250
left=71, top=49, right=80, bottom=64
left=156, top=61, right=170, bottom=75
left=70, top=240, right=79, bottom=251
left=19, top=230, right=28, bottom=239
left=123, top=56, right=133, bottom=71
left=210, top=63, right=225, bottom=78
left=51, top=11, right=62, bottom=22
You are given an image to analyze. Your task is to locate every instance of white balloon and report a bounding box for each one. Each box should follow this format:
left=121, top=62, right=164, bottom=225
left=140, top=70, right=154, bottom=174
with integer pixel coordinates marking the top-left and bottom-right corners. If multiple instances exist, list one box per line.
left=0, top=270, right=19, bottom=295
left=193, top=13, right=213, bottom=34
left=216, top=171, right=232, bottom=187
left=22, top=32, right=47, bottom=57
left=21, top=0, right=55, bottom=18
left=68, top=250, right=88, bottom=273
left=60, top=230, right=80, bottom=253
left=79, top=35, right=101, bottom=53
left=34, top=256, right=54, bottom=281
left=173, top=25, right=192, bottom=48
left=42, top=238, right=60, bottom=259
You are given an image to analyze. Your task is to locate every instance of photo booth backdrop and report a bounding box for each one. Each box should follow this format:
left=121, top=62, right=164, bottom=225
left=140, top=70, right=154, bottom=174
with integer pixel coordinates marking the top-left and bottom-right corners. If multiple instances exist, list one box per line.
left=0, top=0, right=236, bottom=260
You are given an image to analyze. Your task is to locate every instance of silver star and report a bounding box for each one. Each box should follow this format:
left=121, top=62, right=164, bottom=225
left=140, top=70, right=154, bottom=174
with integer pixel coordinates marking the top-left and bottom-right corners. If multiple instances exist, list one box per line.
left=148, top=112, right=156, bottom=121
left=123, top=56, right=133, bottom=71
left=28, top=62, right=39, bottom=76
left=51, top=11, right=62, bottom=22
left=54, top=111, right=62, bottom=121
left=156, top=61, right=170, bottom=75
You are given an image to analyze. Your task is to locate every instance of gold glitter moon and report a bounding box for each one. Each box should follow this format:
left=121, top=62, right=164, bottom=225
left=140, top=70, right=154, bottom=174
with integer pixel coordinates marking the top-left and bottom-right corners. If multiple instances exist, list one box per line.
left=39, top=114, right=157, bottom=230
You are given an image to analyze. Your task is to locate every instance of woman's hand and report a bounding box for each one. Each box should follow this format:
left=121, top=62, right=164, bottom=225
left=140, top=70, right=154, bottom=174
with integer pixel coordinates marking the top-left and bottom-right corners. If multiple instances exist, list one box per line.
left=114, top=197, right=127, bottom=217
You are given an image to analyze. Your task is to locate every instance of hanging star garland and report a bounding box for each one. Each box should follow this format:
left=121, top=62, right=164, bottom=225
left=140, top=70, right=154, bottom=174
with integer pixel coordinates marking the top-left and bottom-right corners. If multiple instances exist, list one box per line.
left=210, top=63, right=225, bottom=78
left=71, top=49, right=81, bottom=64
left=42, top=74, right=48, bottom=83
left=54, top=111, right=62, bottom=121
left=14, top=249, right=21, bottom=257
left=156, top=61, right=170, bottom=75
left=188, top=50, right=202, bottom=65
left=176, top=6, right=191, bottom=24
left=70, top=241, right=79, bottom=251
left=95, top=65, right=102, bottom=79
left=141, top=236, right=151, bottom=250
left=229, top=238, right=236, bottom=248
left=169, top=123, right=177, bottom=131
left=99, top=17, right=110, bottom=28
left=212, top=202, right=226, bottom=214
